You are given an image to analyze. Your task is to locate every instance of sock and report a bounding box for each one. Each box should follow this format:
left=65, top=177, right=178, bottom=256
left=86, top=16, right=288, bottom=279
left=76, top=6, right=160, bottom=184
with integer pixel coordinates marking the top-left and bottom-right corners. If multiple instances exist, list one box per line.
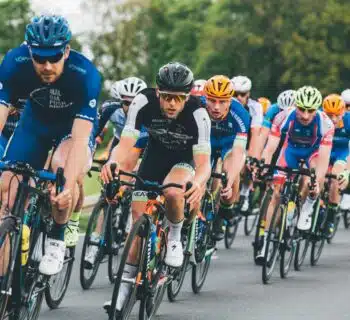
left=167, top=220, right=184, bottom=242
left=302, top=196, right=316, bottom=213
left=240, top=184, right=250, bottom=197
left=116, top=264, right=138, bottom=311
left=218, top=201, right=234, bottom=219
left=326, top=203, right=338, bottom=224
left=70, top=209, right=81, bottom=223
left=49, top=221, right=67, bottom=241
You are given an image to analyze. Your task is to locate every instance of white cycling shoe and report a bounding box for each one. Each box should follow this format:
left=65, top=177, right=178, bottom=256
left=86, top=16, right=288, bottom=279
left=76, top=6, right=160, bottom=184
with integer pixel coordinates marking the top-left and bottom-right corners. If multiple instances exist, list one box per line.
left=39, top=238, right=65, bottom=276
left=165, top=240, right=183, bottom=268
left=297, top=204, right=313, bottom=231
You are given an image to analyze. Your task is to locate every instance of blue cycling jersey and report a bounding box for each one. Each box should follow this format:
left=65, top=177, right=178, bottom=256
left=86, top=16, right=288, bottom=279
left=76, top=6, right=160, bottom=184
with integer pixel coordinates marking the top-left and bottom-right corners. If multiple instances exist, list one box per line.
left=0, top=44, right=101, bottom=168
left=201, top=96, right=251, bottom=161
left=262, top=103, right=280, bottom=129
left=330, top=112, right=350, bottom=164
left=0, top=44, right=101, bottom=129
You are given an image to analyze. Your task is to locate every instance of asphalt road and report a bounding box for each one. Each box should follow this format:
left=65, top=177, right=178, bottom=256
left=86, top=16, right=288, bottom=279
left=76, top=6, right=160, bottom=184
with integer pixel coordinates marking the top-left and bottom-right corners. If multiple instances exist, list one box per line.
left=40, top=222, right=350, bottom=320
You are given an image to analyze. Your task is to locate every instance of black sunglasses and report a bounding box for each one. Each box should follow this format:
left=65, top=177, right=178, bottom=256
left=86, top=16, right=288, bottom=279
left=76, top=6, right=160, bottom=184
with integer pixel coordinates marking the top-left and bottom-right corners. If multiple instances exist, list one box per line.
left=32, top=52, right=64, bottom=64
left=297, top=106, right=316, bottom=114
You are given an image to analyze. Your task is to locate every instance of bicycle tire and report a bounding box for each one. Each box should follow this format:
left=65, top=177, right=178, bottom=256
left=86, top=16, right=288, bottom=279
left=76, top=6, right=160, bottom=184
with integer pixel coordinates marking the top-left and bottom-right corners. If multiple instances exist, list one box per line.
left=80, top=199, right=107, bottom=290
left=294, top=232, right=310, bottom=271
left=108, top=215, right=148, bottom=320
left=326, top=213, right=340, bottom=244
left=343, top=210, right=350, bottom=229
left=224, top=217, right=239, bottom=249
left=45, top=247, right=75, bottom=309
left=244, top=187, right=262, bottom=236
left=310, top=238, right=325, bottom=266
left=167, top=254, right=190, bottom=302
left=253, top=188, right=273, bottom=264
left=0, top=219, right=17, bottom=319
left=279, top=206, right=295, bottom=279
left=262, top=204, right=282, bottom=284
left=108, top=205, right=122, bottom=284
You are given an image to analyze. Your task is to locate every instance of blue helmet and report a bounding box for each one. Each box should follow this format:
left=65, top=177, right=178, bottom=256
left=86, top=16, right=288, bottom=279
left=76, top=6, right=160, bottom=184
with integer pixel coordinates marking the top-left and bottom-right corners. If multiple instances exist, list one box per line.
left=25, top=15, right=72, bottom=48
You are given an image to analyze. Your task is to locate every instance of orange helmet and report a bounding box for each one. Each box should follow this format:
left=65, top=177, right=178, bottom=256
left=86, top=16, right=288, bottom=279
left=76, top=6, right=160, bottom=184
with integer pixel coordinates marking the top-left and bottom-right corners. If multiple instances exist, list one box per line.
left=258, top=97, right=271, bottom=114
left=190, top=79, right=206, bottom=96
left=204, top=75, right=234, bottom=100
left=322, top=94, right=345, bottom=116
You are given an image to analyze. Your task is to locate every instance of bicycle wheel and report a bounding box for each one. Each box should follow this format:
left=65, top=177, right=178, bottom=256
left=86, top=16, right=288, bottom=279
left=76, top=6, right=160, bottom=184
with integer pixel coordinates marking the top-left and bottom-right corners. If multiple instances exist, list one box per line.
left=224, top=217, right=239, bottom=249
left=253, top=188, right=273, bottom=264
left=107, top=205, right=122, bottom=284
left=80, top=199, right=107, bottom=290
left=0, top=218, right=18, bottom=319
left=294, top=231, right=310, bottom=271
left=310, top=203, right=327, bottom=266
left=310, top=237, right=326, bottom=266
left=262, top=204, right=282, bottom=284
left=45, top=247, right=75, bottom=309
left=343, top=210, right=350, bottom=229
left=244, top=187, right=261, bottom=236
left=167, top=254, right=190, bottom=302
left=279, top=207, right=296, bottom=279
left=327, top=212, right=341, bottom=244
left=108, top=215, right=148, bottom=320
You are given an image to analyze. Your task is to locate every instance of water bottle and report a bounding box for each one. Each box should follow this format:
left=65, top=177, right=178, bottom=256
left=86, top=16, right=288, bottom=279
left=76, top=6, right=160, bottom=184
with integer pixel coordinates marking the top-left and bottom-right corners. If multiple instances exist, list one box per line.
left=150, top=224, right=157, bottom=257
left=286, top=201, right=296, bottom=227
left=259, top=219, right=265, bottom=237
left=21, top=224, right=30, bottom=266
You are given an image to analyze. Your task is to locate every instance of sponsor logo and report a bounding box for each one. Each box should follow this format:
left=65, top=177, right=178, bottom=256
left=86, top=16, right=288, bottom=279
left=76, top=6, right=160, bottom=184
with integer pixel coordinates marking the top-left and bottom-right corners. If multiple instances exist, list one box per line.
left=68, top=64, right=87, bottom=75
left=0, top=82, right=2, bottom=90
left=15, top=56, right=31, bottom=63
left=89, top=99, right=97, bottom=108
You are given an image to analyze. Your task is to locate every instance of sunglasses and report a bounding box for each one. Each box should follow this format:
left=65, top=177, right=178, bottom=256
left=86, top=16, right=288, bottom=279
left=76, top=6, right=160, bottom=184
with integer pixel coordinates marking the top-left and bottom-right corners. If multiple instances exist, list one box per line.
left=297, top=107, right=316, bottom=114
left=158, top=91, right=189, bottom=103
left=122, top=100, right=132, bottom=106
left=32, top=52, right=64, bottom=64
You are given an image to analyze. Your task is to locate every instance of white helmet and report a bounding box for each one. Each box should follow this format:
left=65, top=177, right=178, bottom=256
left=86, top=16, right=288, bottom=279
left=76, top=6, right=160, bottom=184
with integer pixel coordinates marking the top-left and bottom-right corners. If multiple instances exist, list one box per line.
left=341, top=89, right=350, bottom=104
left=119, top=77, right=147, bottom=98
left=231, top=75, right=252, bottom=92
left=277, top=90, right=296, bottom=110
left=190, top=79, right=206, bottom=96
left=110, top=80, right=122, bottom=101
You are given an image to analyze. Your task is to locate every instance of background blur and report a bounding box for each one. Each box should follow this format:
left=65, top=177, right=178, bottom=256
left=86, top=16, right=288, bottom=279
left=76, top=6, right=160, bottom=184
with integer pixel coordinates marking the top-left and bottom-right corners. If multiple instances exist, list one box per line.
left=2, top=0, right=350, bottom=100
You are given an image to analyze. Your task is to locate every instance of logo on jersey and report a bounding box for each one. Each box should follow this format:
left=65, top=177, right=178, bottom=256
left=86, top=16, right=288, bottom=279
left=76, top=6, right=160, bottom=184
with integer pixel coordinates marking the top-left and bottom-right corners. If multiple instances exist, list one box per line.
left=0, top=82, right=2, bottom=90
left=15, top=56, right=31, bottom=63
left=89, top=99, right=97, bottom=108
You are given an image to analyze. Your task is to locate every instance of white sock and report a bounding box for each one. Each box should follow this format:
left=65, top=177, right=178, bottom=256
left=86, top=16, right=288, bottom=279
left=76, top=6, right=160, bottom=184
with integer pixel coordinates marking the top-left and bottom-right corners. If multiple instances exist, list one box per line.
left=302, top=196, right=316, bottom=213
left=167, top=220, right=184, bottom=242
left=116, top=264, right=137, bottom=310
left=240, top=185, right=250, bottom=197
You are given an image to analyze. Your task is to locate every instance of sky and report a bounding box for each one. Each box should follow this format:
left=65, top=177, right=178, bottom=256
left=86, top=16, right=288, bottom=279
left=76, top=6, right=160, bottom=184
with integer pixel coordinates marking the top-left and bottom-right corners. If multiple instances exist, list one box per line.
left=30, top=0, right=93, bottom=34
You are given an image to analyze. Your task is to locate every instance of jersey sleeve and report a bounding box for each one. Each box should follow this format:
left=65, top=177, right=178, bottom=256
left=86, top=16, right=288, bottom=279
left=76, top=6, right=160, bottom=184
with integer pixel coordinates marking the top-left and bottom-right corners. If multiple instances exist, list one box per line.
left=192, top=108, right=211, bottom=155
left=96, top=101, right=120, bottom=137
left=122, top=93, right=148, bottom=140
left=320, top=112, right=334, bottom=146
left=262, top=104, right=278, bottom=129
left=75, top=67, right=102, bottom=123
left=248, top=99, right=263, bottom=128
left=231, top=107, right=251, bottom=149
left=270, top=109, right=290, bottom=138
left=0, top=49, right=18, bottom=107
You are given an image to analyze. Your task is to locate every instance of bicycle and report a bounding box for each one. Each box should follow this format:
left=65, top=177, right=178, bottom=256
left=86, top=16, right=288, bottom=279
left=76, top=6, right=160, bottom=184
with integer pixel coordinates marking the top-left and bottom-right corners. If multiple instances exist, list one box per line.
left=257, top=161, right=315, bottom=284
left=80, top=161, right=131, bottom=290
left=0, top=161, right=72, bottom=320
left=106, top=169, right=189, bottom=320
left=167, top=171, right=227, bottom=301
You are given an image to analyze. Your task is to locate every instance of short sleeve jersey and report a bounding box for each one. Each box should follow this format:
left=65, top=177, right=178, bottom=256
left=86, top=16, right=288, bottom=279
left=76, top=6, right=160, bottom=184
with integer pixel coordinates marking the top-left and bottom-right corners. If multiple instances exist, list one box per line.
left=123, top=88, right=211, bottom=162
left=0, top=44, right=101, bottom=132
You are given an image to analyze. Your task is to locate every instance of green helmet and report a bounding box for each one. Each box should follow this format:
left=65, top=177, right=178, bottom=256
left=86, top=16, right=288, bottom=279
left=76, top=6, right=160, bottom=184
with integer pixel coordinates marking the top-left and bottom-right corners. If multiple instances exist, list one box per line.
left=295, top=86, right=322, bottom=110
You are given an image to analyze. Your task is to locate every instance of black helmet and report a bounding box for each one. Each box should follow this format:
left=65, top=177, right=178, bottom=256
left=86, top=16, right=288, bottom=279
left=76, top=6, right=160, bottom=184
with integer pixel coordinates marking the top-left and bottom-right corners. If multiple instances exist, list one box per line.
left=156, top=62, right=194, bottom=93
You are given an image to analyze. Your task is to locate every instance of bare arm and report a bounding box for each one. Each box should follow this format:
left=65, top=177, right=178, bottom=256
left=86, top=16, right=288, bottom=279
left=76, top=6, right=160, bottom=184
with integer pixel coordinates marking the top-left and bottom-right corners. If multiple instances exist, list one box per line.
left=248, top=127, right=262, bottom=159
left=0, top=105, right=9, bottom=134
left=261, top=135, right=281, bottom=165
left=257, top=127, right=270, bottom=156
left=193, top=153, right=211, bottom=187
left=316, top=144, right=332, bottom=184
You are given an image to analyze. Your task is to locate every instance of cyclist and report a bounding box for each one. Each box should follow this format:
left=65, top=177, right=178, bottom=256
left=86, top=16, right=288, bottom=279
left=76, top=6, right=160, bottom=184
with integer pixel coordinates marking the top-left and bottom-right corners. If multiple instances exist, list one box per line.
left=190, top=79, right=206, bottom=97
left=231, top=75, right=263, bottom=211
left=341, top=89, right=350, bottom=112
left=0, top=15, right=101, bottom=275
left=101, top=62, right=211, bottom=313
left=322, top=94, right=350, bottom=229
left=258, top=89, right=296, bottom=155
left=202, top=75, right=250, bottom=240
left=257, top=86, right=334, bottom=261
left=258, top=97, right=271, bottom=115
left=84, top=77, right=148, bottom=267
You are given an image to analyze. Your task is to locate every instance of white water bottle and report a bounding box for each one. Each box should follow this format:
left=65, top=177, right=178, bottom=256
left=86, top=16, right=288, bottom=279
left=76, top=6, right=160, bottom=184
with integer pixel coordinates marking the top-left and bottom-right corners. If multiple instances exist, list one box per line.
left=286, top=201, right=296, bottom=227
